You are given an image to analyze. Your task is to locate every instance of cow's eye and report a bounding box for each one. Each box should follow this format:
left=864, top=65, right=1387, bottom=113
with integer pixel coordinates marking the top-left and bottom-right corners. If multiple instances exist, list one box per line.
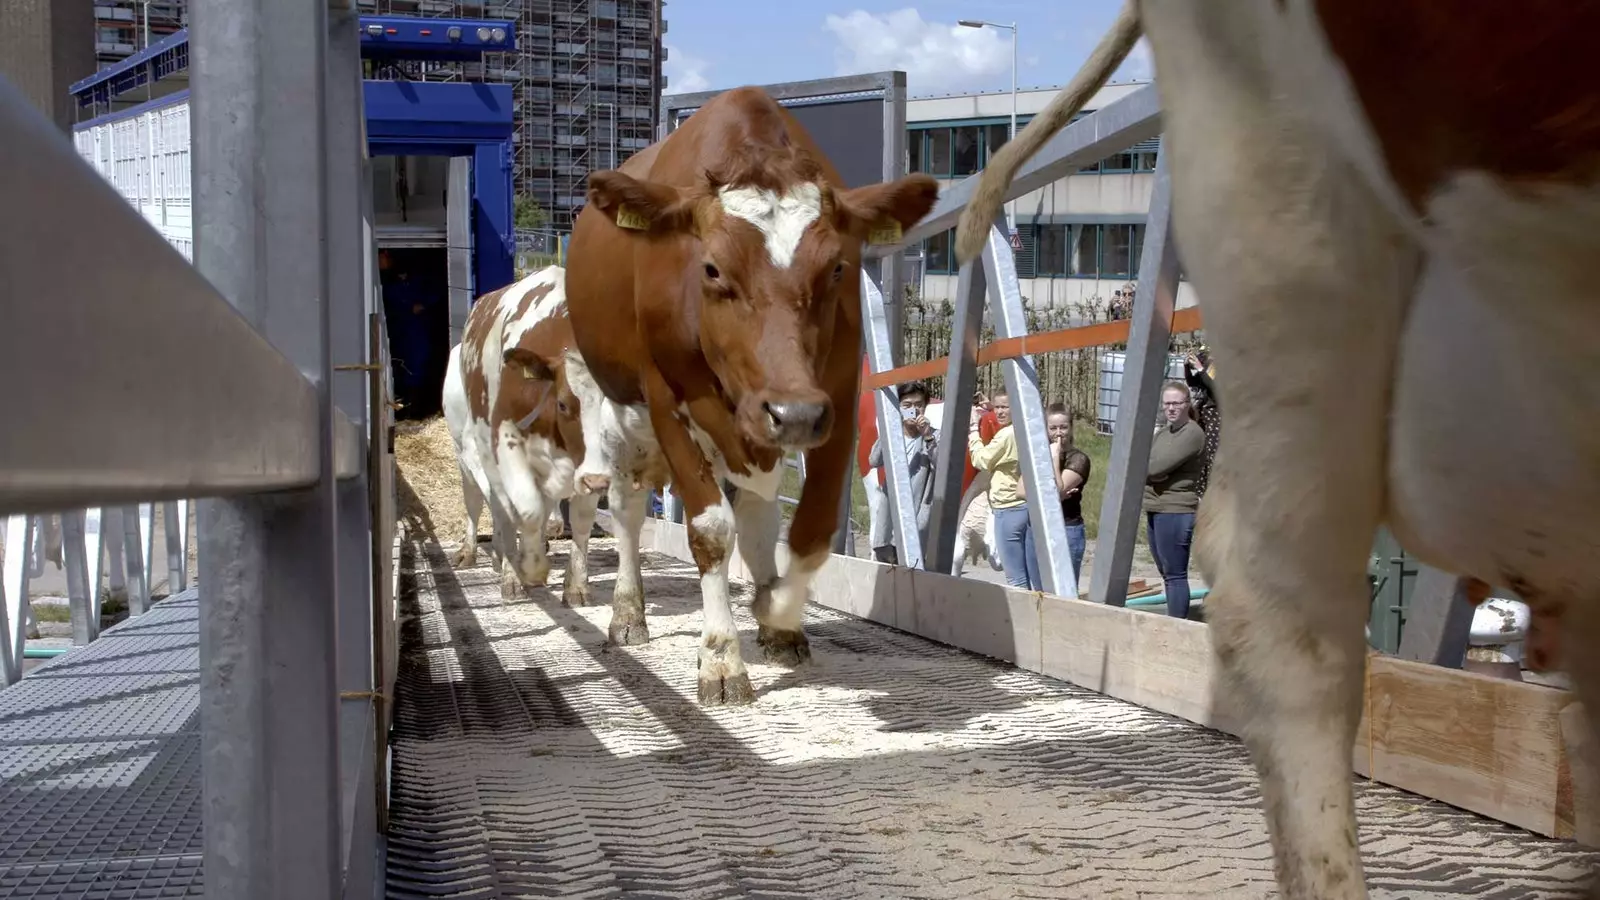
left=557, top=400, right=570, bottom=414
left=831, top=262, right=845, bottom=282
left=703, top=262, right=721, bottom=280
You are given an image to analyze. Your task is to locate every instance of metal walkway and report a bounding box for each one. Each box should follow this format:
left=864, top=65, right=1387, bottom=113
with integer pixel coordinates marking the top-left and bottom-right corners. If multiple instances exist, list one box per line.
left=385, top=536, right=1598, bottom=900
left=0, top=592, right=201, bottom=899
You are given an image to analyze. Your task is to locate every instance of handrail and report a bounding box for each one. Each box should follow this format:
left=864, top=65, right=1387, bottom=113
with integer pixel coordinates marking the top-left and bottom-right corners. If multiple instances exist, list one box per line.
left=871, top=83, right=1161, bottom=253
left=862, top=306, right=1204, bottom=391
left=0, top=75, right=321, bottom=513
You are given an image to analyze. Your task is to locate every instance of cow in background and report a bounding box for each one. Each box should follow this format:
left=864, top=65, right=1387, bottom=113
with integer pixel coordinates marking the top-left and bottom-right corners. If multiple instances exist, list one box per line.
left=955, top=2, right=1600, bottom=897
left=442, top=266, right=666, bottom=634
left=566, top=86, right=939, bottom=705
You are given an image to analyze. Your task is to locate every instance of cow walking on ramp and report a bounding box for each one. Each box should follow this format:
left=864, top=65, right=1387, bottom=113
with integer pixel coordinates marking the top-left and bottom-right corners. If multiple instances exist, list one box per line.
left=442, top=266, right=667, bottom=628
left=956, top=3, right=1600, bottom=898
left=565, top=86, right=939, bottom=706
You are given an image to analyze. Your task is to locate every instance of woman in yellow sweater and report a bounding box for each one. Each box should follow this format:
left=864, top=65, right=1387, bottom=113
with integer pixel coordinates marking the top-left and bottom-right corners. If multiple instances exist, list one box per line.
left=968, top=392, right=1043, bottom=590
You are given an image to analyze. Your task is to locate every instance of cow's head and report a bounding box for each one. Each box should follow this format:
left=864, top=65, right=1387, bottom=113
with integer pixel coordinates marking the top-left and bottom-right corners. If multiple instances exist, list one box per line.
left=586, top=165, right=939, bottom=451
left=502, top=344, right=587, bottom=479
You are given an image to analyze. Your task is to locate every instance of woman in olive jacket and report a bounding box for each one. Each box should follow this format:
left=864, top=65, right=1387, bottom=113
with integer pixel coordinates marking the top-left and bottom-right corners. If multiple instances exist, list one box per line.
left=1144, top=381, right=1206, bottom=619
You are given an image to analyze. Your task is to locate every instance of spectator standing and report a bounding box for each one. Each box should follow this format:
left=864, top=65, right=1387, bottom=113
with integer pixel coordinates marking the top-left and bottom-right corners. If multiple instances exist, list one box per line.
left=867, top=382, right=938, bottom=565
left=1144, top=382, right=1205, bottom=618
left=969, top=392, right=1043, bottom=591
left=1046, top=402, right=1092, bottom=597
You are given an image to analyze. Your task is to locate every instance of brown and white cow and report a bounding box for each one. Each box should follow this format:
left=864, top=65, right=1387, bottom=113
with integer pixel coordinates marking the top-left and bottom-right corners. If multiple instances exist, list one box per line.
left=564, top=86, right=939, bottom=706
left=957, top=2, right=1600, bottom=897
left=443, top=265, right=666, bottom=626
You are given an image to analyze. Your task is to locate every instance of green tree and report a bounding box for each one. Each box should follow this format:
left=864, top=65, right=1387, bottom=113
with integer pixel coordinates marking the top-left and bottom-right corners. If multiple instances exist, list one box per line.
left=514, top=194, right=547, bottom=232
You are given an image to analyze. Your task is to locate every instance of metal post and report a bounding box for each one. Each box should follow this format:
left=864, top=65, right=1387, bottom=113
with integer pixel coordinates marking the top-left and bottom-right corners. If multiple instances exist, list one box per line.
left=0, top=515, right=32, bottom=686
left=192, top=0, right=343, bottom=897
left=880, top=72, right=908, bottom=366
left=860, top=266, right=924, bottom=569
left=925, top=252, right=986, bottom=574
left=121, top=505, right=151, bottom=616
left=1395, top=567, right=1476, bottom=668
left=980, top=221, right=1075, bottom=597
left=1088, top=148, right=1180, bottom=607
left=61, top=511, right=98, bottom=645
left=327, top=2, right=379, bottom=884
left=1008, top=23, right=1017, bottom=235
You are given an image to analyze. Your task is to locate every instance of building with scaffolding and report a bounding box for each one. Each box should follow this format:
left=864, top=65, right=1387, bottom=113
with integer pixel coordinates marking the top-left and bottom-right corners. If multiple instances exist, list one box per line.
left=358, top=0, right=668, bottom=235
left=92, top=1, right=186, bottom=67
left=88, top=0, right=665, bottom=235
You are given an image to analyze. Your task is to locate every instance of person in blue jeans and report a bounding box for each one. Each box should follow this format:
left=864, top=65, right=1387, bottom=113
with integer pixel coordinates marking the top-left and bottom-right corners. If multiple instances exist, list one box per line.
left=969, top=392, right=1043, bottom=590
left=1143, top=381, right=1205, bottom=618
left=1046, top=403, right=1092, bottom=598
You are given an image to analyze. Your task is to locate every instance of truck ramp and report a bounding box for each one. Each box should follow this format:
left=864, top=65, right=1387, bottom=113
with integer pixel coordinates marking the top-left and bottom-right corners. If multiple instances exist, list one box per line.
left=386, top=538, right=1597, bottom=899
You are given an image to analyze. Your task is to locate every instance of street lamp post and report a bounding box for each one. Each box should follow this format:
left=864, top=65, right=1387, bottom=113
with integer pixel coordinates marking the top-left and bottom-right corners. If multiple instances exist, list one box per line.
left=958, top=18, right=1018, bottom=239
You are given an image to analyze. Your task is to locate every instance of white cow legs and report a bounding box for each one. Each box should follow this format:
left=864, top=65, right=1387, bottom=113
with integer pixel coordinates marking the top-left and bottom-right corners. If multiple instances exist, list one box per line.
left=690, top=491, right=751, bottom=705
left=561, top=492, right=599, bottom=608
left=1144, top=5, right=1419, bottom=895
left=605, top=483, right=650, bottom=646
left=454, top=463, right=486, bottom=568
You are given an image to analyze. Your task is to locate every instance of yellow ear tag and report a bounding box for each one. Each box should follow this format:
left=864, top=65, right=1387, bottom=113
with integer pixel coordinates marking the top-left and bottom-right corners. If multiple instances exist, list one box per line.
left=615, top=204, right=650, bottom=231
left=867, top=218, right=903, bottom=245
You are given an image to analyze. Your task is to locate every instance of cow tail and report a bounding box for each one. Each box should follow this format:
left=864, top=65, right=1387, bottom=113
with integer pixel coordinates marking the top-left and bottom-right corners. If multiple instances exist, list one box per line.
left=953, top=0, right=1143, bottom=265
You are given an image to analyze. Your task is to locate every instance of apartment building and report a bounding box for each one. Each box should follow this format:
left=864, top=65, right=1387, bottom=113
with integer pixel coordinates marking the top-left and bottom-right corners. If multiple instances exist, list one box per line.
left=360, top=0, right=667, bottom=231
left=907, top=82, right=1196, bottom=313
left=92, top=1, right=185, bottom=67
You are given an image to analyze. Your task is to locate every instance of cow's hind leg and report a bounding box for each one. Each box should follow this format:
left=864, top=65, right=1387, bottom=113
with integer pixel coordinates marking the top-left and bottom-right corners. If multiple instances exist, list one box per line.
left=453, top=464, right=485, bottom=568
left=562, top=491, right=599, bottom=607
left=1145, top=9, right=1419, bottom=896
left=605, top=481, right=650, bottom=646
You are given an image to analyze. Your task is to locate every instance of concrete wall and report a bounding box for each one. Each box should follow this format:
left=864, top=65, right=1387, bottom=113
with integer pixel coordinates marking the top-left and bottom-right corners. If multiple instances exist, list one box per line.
left=0, top=0, right=96, bottom=133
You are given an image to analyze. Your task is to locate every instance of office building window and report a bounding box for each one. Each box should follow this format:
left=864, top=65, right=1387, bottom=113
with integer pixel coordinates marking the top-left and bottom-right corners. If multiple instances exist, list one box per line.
left=952, top=126, right=980, bottom=176
left=1070, top=225, right=1098, bottom=277
left=1035, top=224, right=1069, bottom=276
left=925, top=229, right=954, bottom=274
left=985, top=124, right=1010, bottom=163
left=928, top=129, right=952, bottom=177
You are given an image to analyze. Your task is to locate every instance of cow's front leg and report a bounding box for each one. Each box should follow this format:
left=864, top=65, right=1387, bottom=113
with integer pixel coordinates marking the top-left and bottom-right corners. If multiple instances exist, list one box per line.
left=734, top=485, right=807, bottom=666
left=605, top=480, right=650, bottom=646
left=645, top=379, right=753, bottom=705
left=1145, top=7, right=1420, bottom=895
left=562, top=491, right=600, bottom=607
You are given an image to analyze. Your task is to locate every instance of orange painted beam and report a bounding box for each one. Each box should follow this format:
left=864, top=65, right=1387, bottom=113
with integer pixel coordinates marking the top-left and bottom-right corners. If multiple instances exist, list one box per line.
left=862, top=306, right=1204, bottom=391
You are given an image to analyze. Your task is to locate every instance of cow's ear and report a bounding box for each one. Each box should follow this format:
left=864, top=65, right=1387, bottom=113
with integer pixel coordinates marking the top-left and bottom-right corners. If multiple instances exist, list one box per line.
left=833, top=174, right=941, bottom=245
left=586, top=170, right=695, bottom=233
left=504, top=347, right=554, bottom=383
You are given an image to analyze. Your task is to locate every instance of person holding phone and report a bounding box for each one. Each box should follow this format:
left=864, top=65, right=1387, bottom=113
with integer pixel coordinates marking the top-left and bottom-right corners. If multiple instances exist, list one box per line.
left=969, top=391, right=1044, bottom=591
left=867, top=382, right=938, bottom=565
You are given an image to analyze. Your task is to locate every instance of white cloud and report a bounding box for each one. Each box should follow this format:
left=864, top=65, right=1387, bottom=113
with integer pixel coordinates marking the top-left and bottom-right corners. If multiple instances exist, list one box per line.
left=823, top=8, right=1011, bottom=92
left=664, top=43, right=710, bottom=94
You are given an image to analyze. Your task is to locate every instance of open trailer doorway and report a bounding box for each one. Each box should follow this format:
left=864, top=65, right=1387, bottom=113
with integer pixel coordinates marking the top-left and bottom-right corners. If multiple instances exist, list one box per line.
left=374, top=153, right=454, bottom=421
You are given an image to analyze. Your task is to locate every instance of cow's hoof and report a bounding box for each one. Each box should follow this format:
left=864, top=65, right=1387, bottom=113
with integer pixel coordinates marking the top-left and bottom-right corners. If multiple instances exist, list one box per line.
left=517, top=558, right=550, bottom=587
left=757, top=625, right=811, bottom=667
left=697, top=670, right=755, bottom=706
left=748, top=579, right=777, bottom=615
left=561, top=579, right=592, bottom=608
left=451, top=545, right=477, bottom=568
left=500, top=571, right=536, bottom=601
left=607, top=617, right=650, bottom=647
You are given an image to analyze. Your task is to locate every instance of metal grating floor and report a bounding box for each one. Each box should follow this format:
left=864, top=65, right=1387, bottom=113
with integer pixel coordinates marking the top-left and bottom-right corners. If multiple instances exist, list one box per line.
left=386, top=537, right=1600, bottom=899
left=0, top=592, right=202, bottom=899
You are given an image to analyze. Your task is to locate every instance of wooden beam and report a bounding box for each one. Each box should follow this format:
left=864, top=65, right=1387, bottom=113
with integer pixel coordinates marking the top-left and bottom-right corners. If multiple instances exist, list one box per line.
left=644, top=520, right=1599, bottom=845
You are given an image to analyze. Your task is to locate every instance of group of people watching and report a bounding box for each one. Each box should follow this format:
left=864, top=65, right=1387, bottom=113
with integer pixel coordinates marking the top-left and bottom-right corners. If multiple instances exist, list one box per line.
left=863, top=347, right=1220, bottom=619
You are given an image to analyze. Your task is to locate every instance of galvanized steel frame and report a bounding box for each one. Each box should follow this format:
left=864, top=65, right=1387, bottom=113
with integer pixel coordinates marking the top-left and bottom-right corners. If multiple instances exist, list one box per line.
left=1, top=1, right=391, bottom=897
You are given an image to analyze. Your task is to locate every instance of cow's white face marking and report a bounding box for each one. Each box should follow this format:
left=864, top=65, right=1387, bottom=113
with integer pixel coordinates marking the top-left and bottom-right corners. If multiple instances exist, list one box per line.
left=717, top=182, right=823, bottom=269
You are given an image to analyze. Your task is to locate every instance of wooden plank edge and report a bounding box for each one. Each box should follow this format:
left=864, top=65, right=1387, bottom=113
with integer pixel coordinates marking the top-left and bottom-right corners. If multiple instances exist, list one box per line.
left=640, top=520, right=1597, bottom=846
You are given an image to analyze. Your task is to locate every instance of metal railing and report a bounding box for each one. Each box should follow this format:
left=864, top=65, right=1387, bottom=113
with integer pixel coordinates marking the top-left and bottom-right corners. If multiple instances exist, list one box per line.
left=1, top=1, right=395, bottom=897
left=0, top=505, right=188, bottom=686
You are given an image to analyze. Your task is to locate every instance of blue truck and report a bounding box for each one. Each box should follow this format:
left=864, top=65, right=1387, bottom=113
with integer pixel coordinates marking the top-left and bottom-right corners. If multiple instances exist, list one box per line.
left=69, top=15, right=519, bottom=419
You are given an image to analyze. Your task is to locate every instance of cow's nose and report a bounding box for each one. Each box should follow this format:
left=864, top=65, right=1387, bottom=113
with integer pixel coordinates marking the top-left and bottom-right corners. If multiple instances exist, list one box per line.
left=762, top=400, right=832, bottom=447
left=579, top=473, right=611, bottom=495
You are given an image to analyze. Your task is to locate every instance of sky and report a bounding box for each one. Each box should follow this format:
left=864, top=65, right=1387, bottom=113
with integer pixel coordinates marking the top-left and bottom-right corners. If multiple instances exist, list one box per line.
left=661, top=0, right=1152, bottom=99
